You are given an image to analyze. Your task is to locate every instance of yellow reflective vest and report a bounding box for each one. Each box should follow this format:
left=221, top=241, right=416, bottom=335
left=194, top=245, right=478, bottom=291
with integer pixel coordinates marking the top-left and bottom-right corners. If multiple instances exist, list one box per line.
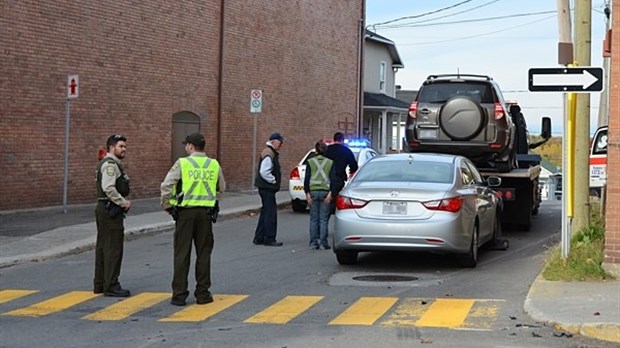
left=170, top=156, right=220, bottom=207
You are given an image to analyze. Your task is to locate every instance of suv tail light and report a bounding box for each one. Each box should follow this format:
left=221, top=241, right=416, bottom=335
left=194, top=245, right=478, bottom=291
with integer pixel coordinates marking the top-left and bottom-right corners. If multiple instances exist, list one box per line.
left=422, top=197, right=463, bottom=213
left=408, top=101, right=419, bottom=118
left=336, top=196, right=368, bottom=210
left=290, top=167, right=300, bottom=180
left=494, top=103, right=505, bottom=120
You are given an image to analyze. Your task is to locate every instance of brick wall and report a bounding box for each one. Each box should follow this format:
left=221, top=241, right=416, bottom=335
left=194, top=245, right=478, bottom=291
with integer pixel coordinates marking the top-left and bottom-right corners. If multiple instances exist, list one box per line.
left=219, top=1, right=362, bottom=190
left=604, top=3, right=620, bottom=266
left=0, top=1, right=363, bottom=209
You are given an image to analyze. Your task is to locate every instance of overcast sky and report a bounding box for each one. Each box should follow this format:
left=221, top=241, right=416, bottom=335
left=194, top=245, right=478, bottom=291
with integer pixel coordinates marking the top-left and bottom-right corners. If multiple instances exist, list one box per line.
left=365, top=0, right=610, bottom=135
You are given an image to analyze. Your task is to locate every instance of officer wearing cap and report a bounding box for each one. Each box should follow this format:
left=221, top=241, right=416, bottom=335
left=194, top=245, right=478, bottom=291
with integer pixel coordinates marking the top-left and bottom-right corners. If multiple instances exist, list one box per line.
left=94, top=134, right=132, bottom=297
left=253, top=132, right=285, bottom=246
left=160, top=132, right=226, bottom=306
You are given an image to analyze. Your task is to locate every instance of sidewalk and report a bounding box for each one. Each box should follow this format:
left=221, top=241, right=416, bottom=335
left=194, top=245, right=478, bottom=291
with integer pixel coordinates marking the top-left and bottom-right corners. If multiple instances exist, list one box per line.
left=0, top=192, right=618, bottom=343
left=0, top=190, right=291, bottom=268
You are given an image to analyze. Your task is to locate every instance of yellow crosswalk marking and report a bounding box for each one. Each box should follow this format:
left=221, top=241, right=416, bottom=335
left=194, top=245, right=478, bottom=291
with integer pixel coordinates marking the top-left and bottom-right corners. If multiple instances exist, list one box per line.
left=0, top=290, right=39, bottom=304
left=244, top=295, right=323, bottom=324
left=3, top=291, right=99, bottom=317
left=415, top=298, right=475, bottom=328
left=329, top=297, right=398, bottom=326
left=381, top=297, right=430, bottom=327
left=460, top=299, right=504, bottom=330
left=83, top=292, right=169, bottom=321
left=160, top=294, right=248, bottom=322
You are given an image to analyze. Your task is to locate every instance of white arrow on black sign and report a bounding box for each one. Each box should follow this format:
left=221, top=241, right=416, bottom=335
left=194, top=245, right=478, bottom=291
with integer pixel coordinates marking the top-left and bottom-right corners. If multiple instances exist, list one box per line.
left=528, top=67, right=604, bottom=92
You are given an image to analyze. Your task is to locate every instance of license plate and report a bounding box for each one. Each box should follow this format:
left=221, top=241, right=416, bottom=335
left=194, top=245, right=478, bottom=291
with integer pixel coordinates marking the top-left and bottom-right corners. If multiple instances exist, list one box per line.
left=418, top=129, right=437, bottom=139
left=382, top=201, right=407, bottom=215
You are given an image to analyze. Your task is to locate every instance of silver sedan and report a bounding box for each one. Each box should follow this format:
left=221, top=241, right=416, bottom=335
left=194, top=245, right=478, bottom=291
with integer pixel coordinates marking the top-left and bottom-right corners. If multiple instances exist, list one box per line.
left=333, top=153, right=502, bottom=267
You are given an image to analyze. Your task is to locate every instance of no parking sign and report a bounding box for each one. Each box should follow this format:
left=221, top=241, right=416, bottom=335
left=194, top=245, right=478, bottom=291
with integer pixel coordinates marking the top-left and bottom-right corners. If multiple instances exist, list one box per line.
left=250, top=89, right=262, bottom=113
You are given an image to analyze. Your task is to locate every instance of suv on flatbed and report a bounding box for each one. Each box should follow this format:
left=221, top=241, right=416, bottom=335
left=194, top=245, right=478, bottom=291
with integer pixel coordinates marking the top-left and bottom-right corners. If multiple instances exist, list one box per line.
left=404, top=74, right=515, bottom=172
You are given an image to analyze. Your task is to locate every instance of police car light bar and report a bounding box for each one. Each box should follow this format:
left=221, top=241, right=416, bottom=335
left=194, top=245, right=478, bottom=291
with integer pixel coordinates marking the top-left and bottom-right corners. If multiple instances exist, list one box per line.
left=344, top=138, right=370, bottom=148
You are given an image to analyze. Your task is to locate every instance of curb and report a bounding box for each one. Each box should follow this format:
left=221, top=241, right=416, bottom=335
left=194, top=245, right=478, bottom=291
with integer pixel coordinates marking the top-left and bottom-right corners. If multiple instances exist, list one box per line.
left=524, top=274, right=620, bottom=344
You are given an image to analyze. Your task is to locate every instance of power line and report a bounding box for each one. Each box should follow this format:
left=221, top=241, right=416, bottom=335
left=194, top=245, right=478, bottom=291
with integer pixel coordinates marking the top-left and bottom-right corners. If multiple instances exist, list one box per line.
left=369, top=0, right=474, bottom=28
left=396, top=14, right=556, bottom=46
left=380, top=0, right=505, bottom=26
left=377, top=10, right=557, bottom=30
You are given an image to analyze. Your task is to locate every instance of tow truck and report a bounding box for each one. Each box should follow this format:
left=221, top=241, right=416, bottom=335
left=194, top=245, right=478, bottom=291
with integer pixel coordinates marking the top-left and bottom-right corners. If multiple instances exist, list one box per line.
left=481, top=103, right=552, bottom=231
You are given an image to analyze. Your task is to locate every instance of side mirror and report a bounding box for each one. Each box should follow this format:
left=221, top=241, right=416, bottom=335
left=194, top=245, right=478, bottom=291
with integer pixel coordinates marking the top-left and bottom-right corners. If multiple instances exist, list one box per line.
left=541, top=117, right=552, bottom=139
left=487, top=176, right=502, bottom=187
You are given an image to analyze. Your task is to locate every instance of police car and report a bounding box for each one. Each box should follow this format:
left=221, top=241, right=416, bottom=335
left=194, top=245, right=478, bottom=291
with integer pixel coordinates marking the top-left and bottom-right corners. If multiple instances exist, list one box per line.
left=288, top=139, right=378, bottom=212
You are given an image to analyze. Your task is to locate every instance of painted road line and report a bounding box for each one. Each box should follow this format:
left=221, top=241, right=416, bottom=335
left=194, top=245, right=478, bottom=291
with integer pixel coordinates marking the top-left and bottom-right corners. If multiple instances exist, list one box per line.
left=459, top=299, right=504, bottom=331
left=415, top=298, right=475, bottom=328
left=330, top=297, right=398, bottom=326
left=83, top=292, right=169, bottom=321
left=160, top=294, right=248, bottom=322
left=381, top=297, right=430, bottom=327
left=3, top=291, right=99, bottom=317
left=0, top=290, right=39, bottom=304
left=244, top=295, right=323, bottom=324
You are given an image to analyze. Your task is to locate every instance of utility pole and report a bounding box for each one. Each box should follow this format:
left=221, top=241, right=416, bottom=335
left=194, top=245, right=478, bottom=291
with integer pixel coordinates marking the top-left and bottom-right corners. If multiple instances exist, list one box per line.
left=573, top=0, right=592, bottom=231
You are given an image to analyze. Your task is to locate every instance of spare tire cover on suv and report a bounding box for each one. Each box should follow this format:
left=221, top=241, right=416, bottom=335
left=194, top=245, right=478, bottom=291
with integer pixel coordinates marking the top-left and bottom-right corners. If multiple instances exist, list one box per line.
left=438, top=96, right=486, bottom=141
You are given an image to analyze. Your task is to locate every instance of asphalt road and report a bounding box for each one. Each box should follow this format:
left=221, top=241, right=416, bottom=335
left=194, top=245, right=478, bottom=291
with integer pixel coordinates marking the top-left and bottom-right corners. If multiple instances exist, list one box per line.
left=0, top=201, right=616, bottom=348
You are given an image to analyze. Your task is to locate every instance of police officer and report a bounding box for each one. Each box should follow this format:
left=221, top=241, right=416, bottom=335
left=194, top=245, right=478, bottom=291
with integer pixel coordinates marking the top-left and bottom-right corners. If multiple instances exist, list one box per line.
left=94, top=134, right=132, bottom=297
left=160, top=132, right=226, bottom=306
left=253, top=132, right=285, bottom=247
left=304, top=141, right=336, bottom=250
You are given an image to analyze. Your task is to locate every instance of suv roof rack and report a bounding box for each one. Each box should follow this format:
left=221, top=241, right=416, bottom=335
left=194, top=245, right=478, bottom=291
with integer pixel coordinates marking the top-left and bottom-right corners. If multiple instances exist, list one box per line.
left=426, top=74, right=493, bottom=81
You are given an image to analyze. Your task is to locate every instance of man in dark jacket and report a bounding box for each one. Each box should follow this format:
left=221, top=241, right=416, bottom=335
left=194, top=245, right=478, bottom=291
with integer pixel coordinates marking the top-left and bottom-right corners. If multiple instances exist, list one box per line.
left=253, top=132, right=285, bottom=247
left=324, top=132, right=358, bottom=198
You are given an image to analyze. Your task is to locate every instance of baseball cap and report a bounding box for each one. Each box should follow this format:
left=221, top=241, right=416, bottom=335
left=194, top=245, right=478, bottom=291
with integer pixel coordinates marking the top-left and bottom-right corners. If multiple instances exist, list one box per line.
left=183, top=132, right=206, bottom=146
left=269, top=132, right=285, bottom=142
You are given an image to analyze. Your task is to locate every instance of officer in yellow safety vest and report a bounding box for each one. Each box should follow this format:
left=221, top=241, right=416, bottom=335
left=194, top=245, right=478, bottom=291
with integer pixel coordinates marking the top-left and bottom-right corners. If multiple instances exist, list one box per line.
left=304, top=141, right=336, bottom=250
left=160, top=132, right=226, bottom=306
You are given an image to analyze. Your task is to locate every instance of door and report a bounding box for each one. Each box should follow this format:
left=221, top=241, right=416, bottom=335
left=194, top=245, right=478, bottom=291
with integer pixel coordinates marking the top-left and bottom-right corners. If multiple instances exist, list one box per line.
left=172, top=111, right=200, bottom=163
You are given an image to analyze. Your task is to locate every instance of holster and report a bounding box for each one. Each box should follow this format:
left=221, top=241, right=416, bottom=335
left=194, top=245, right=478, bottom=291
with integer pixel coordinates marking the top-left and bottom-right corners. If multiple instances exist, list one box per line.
left=105, top=201, right=124, bottom=218
left=210, top=201, right=220, bottom=223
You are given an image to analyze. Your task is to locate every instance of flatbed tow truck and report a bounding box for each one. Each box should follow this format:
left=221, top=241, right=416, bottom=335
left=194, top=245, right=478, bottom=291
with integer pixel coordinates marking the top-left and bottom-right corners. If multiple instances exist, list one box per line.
left=480, top=154, right=545, bottom=232
left=479, top=103, right=552, bottom=233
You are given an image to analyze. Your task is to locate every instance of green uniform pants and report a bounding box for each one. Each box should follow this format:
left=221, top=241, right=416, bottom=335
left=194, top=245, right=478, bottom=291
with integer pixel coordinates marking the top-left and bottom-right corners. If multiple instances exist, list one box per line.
left=172, top=207, right=214, bottom=302
left=94, top=202, right=125, bottom=292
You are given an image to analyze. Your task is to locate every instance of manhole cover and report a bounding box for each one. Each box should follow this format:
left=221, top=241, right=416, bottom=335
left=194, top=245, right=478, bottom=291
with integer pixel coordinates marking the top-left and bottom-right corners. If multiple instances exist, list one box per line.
left=352, top=275, right=418, bottom=282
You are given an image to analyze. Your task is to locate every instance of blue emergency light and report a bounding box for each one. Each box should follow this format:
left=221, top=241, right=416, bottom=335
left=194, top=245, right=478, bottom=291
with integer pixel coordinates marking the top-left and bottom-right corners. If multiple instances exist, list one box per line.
left=344, top=138, right=370, bottom=148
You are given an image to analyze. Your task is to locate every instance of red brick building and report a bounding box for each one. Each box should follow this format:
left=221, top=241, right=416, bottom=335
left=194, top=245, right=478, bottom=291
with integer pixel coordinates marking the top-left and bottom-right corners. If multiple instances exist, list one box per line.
left=0, top=1, right=365, bottom=210
left=604, top=3, right=620, bottom=275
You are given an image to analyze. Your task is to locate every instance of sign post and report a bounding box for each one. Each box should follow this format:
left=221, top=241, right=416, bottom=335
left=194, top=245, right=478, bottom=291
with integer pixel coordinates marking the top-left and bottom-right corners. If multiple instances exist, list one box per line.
left=528, top=66, right=604, bottom=259
left=250, top=89, right=262, bottom=188
left=63, top=75, right=79, bottom=213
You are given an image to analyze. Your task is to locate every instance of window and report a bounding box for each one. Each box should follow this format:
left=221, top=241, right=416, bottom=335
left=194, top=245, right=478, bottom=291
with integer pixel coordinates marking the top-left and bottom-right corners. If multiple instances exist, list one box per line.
left=460, top=162, right=475, bottom=185
left=379, top=61, right=387, bottom=93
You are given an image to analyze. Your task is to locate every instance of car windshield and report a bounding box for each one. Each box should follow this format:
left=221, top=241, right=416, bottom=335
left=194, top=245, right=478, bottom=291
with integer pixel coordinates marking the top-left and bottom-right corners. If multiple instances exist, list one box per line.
left=353, top=160, right=454, bottom=183
left=418, top=82, right=494, bottom=104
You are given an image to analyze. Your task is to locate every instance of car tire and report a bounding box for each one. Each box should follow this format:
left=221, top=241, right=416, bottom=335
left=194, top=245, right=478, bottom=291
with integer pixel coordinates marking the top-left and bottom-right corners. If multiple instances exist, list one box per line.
left=457, top=223, right=479, bottom=268
left=439, top=97, right=486, bottom=141
left=336, top=250, right=358, bottom=265
left=291, top=200, right=307, bottom=213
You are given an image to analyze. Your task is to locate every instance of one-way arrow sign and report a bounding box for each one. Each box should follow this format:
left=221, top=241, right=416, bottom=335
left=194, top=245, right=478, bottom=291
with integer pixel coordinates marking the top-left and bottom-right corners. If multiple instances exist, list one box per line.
left=528, top=67, right=604, bottom=92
